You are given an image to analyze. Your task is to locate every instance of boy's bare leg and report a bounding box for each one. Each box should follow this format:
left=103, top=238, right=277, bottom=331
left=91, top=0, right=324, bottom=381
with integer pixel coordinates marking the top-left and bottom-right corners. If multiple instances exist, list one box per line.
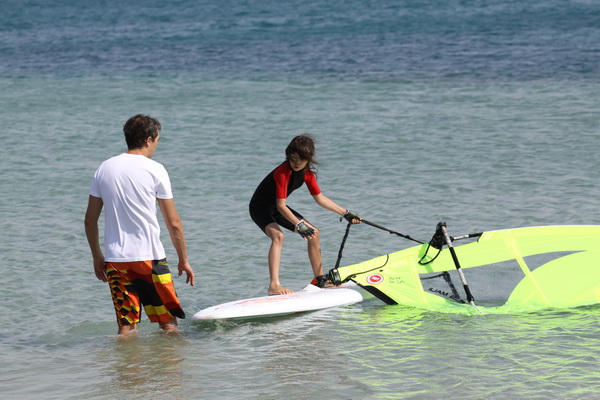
left=307, top=228, right=323, bottom=277
left=265, top=224, right=293, bottom=295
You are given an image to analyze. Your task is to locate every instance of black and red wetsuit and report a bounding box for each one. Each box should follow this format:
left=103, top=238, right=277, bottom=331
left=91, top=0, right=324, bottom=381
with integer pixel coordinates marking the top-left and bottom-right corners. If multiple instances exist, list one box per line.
left=249, top=161, right=321, bottom=232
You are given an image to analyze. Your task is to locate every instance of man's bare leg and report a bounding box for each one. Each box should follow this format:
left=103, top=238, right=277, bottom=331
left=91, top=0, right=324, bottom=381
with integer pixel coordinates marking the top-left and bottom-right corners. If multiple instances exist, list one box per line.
left=159, top=317, right=179, bottom=333
left=117, top=323, right=138, bottom=336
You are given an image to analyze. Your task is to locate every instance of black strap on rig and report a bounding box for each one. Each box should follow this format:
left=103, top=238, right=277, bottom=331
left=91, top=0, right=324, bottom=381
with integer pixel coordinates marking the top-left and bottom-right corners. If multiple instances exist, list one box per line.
left=333, top=219, right=424, bottom=271
left=360, top=219, right=424, bottom=244
left=419, top=222, right=483, bottom=266
left=333, top=221, right=354, bottom=270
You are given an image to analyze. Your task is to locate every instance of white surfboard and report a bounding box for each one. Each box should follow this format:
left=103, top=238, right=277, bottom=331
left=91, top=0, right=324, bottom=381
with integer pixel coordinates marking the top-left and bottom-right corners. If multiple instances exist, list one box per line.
left=192, top=284, right=363, bottom=321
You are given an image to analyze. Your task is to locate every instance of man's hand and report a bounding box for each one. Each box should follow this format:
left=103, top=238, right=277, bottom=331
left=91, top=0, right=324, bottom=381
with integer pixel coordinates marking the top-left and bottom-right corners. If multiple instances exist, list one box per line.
left=178, top=261, right=195, bottom=286
left=93, top=256, right=107, bottom=282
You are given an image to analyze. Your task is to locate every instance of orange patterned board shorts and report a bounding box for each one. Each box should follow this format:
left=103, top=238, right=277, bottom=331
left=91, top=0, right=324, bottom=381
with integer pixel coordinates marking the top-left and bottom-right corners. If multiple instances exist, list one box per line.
left=105, top=259, right=185, bottom=326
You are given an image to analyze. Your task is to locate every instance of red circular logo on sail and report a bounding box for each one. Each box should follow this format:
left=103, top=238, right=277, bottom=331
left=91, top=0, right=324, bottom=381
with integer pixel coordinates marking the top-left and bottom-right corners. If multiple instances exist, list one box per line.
left=366, top=274, right=384, bottom=285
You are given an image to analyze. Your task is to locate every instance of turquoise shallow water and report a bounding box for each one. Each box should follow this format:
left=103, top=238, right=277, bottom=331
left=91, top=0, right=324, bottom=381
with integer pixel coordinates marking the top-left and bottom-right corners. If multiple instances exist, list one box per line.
left=1, top=0, right=600, bottom=398
left=1, top=76, right=599, bottom=399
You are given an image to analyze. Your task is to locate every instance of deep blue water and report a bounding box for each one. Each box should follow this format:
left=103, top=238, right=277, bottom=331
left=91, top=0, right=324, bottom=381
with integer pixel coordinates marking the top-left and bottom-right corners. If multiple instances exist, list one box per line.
left=1, top=0, right=599, bottom=80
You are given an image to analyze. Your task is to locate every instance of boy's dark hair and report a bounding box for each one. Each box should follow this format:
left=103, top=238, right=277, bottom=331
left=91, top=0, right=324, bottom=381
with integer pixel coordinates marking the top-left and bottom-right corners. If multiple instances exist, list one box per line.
left=285, top=134, right=319, bottom=174
left=123, top=114, right=161, bottom=150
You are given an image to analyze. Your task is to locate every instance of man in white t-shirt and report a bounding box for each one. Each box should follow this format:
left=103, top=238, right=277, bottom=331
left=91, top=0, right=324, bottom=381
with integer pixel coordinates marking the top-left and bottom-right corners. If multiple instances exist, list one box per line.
left=84, top=114, right=195, bottom=335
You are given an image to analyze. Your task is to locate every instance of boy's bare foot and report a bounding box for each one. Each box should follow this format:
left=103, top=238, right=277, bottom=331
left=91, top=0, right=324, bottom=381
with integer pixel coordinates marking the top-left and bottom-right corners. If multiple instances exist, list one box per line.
left=268, top=284, right=294, bottom=296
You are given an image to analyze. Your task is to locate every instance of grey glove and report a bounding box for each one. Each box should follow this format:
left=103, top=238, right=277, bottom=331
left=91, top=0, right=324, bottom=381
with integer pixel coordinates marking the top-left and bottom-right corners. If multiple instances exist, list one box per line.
left=342, top=210, right=361, bottom=223
left=296, top=220, right=315, bottom=238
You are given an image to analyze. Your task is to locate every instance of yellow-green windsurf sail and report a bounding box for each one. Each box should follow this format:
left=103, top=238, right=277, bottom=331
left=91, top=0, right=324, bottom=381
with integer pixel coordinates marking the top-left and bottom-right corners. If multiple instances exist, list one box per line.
left=329, top=225, right=600, bottom=315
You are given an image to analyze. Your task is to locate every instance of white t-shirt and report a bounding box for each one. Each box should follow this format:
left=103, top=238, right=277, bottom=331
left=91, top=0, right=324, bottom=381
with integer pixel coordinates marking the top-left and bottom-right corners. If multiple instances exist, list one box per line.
left=90, top=153, right=173, bottom=262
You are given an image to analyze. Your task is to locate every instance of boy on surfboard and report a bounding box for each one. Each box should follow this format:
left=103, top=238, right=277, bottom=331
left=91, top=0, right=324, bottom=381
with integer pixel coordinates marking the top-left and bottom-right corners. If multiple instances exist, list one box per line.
left=249, top=134, right=361, bottom=295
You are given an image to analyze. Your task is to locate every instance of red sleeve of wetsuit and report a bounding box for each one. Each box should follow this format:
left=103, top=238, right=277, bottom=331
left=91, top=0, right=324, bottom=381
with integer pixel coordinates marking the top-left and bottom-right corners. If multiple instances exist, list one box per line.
left=304, top=171, right=321, bottom=195
left=274, top=162, right=291, bottom=199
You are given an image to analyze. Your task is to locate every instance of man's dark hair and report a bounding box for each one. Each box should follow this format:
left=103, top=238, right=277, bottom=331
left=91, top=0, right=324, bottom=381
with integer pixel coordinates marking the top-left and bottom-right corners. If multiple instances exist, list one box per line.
left=123, top=114, right=161, bottom=150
